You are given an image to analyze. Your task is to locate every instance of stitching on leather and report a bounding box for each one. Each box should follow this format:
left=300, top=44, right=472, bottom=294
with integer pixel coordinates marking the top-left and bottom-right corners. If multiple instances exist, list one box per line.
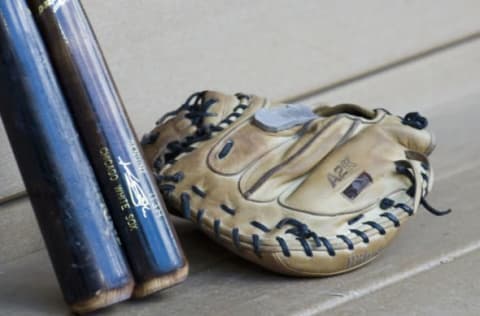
left=220, top=204, right=236, bottom=215
left=191, top=185, right=206, bottom=198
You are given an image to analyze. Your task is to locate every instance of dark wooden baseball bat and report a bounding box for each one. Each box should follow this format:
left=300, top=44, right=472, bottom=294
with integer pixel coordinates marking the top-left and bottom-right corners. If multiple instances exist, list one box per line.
left=0, top=0, right=134, bottom=313
left=26, top=0, right=188, bottom=297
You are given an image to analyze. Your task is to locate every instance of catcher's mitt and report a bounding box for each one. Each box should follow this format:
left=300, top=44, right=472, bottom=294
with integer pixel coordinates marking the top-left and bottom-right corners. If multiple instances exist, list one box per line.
left=142, top=91, right=450, bottom=276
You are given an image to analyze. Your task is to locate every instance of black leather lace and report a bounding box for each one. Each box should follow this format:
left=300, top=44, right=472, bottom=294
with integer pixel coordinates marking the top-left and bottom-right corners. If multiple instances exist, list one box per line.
left=394, top=160, right=451, bottom=216
left=277, top=218, right=319, bottom=241
left=162, top=124, right=224, bottom=167
left=153, top=92, right=250, bottom=170
left=402, top=112, right=428, bottom=130
left=276, top=218, right=336, bottom=257
left=142, top=91, right=217, bottom=146
left=157, top=91, right=217, bottom=127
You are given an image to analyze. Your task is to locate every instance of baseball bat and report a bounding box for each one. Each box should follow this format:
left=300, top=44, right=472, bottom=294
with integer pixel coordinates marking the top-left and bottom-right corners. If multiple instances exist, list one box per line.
left=26, top=0, right=188, bottom=297
left=0, top=1, right=134, bottom=313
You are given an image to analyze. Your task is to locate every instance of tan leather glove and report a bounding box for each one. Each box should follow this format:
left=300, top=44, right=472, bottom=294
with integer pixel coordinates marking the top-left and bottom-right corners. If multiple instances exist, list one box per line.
left=142, top=91, right=450, bottom=276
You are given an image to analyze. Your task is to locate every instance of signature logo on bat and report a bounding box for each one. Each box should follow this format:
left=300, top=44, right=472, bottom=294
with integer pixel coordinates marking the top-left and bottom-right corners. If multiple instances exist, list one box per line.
left=118, top=157, right=151, bottom=218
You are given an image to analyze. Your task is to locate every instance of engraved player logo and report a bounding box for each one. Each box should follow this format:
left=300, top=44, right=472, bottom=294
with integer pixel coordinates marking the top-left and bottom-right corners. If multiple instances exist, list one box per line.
left=118, top=157, right=151, bottom=218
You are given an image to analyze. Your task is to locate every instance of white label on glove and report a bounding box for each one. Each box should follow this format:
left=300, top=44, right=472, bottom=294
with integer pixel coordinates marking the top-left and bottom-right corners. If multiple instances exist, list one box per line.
left=253, top=104, right=319, bottom=132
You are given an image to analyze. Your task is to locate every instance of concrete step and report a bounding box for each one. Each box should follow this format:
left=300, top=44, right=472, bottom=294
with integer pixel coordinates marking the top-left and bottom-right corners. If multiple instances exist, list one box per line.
left=299, top=34, right=480, bottom=115
left=0, top=199, right=43, bottom=265
left=328, top=249, right=480, bottom=316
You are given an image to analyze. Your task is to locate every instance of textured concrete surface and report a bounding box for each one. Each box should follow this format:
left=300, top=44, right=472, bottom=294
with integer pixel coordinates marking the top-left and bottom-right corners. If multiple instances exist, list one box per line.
left=0, top=199, right=43, bottom=265
left=301, top=38, right=480, bottom=115
left=0, top=0, right=479, bottom=315
left=329, top=250, right=480, bottom=316
left=0, top=120, right=24, bottom=203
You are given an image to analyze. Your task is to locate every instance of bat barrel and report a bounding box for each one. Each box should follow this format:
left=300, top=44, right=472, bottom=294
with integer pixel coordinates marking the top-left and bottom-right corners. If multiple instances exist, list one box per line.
left=0, top=1, right=134, bottom=313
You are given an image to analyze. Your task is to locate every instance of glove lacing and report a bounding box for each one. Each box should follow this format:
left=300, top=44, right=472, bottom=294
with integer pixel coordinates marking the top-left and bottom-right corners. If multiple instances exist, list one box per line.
left=151, top=104, right=450, bottom=258
left=143, top=91, right=251, bottom=172
left=267, top=158, right=450, bottom=258
left=393, top=160, right=451, bottom=216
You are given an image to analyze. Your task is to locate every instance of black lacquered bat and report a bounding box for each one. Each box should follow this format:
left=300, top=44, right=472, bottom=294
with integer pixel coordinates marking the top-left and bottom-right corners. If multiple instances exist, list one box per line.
left=26, top=0, right=188, bottom=297
left=0, top=0, right=134, bottom=313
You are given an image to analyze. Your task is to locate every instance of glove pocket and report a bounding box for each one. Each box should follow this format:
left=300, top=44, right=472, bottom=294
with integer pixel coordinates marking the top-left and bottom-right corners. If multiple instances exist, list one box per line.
left=239, top=116, right=356, bottom=202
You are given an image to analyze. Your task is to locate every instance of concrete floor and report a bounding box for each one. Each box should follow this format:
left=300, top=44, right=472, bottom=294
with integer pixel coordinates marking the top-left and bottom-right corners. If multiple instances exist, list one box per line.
left=1, top=1, right=480, bottom=315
